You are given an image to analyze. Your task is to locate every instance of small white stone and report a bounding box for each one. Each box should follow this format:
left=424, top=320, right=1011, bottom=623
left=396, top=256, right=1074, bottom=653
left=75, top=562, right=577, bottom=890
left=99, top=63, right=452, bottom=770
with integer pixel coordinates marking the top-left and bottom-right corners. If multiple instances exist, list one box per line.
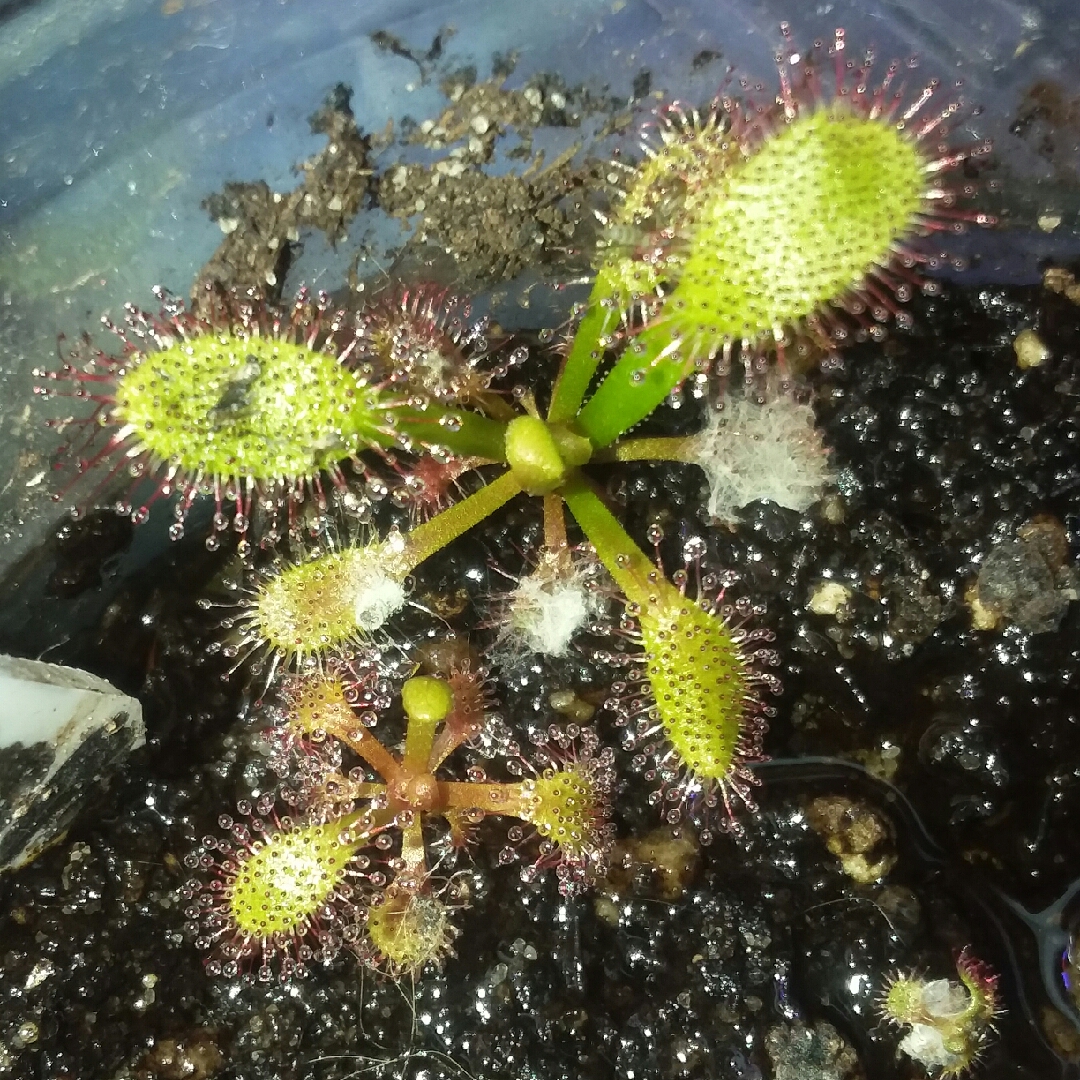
left=921, top=978, right=970, bottom=1019
left=1013, top=328, right=1051, bottom=369
left=24, top=960, right=55, bottom=990
left=899, top=1024, right=964, bottom=1072
left=807, top=580, right=853, bottom=617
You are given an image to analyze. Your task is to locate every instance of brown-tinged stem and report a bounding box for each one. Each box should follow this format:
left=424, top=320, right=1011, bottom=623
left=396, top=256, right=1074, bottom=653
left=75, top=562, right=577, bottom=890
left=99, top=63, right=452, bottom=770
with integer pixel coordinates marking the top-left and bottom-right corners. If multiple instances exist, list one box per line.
left=338, top=726, right=403, bottom=785
left=543, top=492, right=569, bottom=557
left=400, top=815, right=428, bottom=876
left=428, top=712, right=480, bottom=773
left=438, top=780, right=529, bottom=816
left=340, top=781, right=387, bottom=801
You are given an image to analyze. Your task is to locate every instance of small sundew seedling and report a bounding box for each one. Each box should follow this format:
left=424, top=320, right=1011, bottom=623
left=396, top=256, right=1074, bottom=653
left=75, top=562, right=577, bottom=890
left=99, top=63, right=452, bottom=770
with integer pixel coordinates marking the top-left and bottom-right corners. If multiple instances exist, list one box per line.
left=182, top=795, right=384, bottom=982
left=169, top=20, right=1003, bottom=990
left=212, top=668, right=615, bottom=981
left=881, top=949, right=1002, bottom=1076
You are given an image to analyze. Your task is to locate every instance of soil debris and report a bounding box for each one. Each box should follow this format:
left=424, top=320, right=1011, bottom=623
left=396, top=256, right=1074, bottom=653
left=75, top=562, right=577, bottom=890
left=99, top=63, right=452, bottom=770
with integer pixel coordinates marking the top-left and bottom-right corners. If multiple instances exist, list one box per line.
left=193, top=84, right=375, bottom=306
left=766, top=1020, right=864, bottom=1080
left=806, top=794, right=897, bottom=884
left=973, top=515, right=1077, bottom=633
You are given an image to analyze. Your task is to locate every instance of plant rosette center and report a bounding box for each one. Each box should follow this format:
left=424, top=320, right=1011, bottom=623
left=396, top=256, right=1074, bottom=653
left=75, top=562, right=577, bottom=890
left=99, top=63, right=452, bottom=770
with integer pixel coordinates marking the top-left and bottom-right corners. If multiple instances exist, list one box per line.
left=504, top=415, right=593, bottom=495
left=389, top=772, right=441, bottom=812
left=113, top=332, right=391, bottom=480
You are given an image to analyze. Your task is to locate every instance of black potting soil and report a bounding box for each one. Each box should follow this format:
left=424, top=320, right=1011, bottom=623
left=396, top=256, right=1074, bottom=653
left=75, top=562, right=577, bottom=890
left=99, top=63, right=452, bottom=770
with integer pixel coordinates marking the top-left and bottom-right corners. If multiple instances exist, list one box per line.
left=0, top=276, right=1077, bottom=1080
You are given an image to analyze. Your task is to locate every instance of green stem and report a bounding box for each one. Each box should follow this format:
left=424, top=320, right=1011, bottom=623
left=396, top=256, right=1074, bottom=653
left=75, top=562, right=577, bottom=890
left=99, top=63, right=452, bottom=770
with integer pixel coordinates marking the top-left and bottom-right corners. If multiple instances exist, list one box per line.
left=396, top=469, right=523, bottom=571
left=391, top=404, right=509, bottom=462
left=575, top=320, right=692, bottom=448
left=594, top=435, right=695, bottom=463
left=547, top=270, right=621, bottom=424
left=560, top=475, right=671, bottom=608
left=401, top=677, right=452, bottom=773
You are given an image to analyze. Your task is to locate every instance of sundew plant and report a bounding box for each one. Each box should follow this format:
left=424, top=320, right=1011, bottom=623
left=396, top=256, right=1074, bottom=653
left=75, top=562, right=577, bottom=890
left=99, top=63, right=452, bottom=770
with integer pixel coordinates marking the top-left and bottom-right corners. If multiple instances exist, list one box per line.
left=39, top=22, right=1002, bottom=1032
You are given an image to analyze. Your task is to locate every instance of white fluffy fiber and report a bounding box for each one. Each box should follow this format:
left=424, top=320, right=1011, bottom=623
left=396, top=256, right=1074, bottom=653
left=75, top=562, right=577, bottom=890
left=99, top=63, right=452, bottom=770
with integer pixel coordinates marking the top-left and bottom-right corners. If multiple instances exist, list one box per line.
left=346, top=545, right=407, bottom=632
left=494, top=552, right=604, bottom=662
left=689, top=394, right=832, bottom=522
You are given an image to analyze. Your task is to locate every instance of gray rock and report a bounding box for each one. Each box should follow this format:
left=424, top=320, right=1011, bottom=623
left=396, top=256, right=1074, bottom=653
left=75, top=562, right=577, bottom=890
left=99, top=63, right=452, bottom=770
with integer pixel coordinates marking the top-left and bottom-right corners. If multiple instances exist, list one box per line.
left=0, top=656, right=143, bottom=872
left=766, top=1020, right=863, bottom=1080
left=978, top=533, right=1078, bottom=634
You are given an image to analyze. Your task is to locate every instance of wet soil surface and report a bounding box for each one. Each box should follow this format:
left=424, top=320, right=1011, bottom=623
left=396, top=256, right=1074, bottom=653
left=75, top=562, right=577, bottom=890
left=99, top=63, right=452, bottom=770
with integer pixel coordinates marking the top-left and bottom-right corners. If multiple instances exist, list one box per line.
left=0, top=277, right=1077, bottom=1080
